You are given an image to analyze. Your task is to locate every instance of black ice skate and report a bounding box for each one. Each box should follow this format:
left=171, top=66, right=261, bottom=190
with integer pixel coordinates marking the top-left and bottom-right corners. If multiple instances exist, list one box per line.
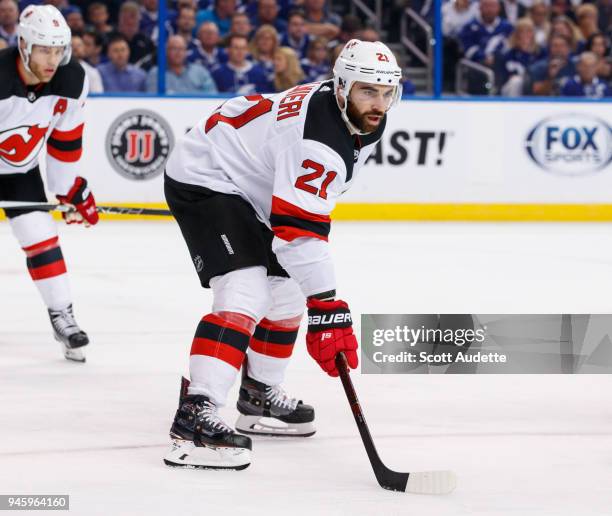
left=235, top=367, right=316, bottom=437
left=48, top=304, right=89, bottom=363
left=164, top=377, right=252, bottom=470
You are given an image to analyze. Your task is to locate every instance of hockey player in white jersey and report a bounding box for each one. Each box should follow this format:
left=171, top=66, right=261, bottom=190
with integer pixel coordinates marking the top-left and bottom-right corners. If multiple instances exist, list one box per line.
left=163, top=39, right=402, bottom=470
left=0, top=5, right=98, bottom=362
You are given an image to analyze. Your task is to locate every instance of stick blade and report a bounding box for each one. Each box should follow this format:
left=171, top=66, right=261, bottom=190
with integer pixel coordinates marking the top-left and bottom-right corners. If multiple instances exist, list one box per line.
left=405, top=470, right=457, bottom=495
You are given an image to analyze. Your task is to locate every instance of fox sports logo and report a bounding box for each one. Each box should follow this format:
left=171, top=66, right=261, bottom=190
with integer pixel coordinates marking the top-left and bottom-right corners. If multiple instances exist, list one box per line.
left=525, top=114, right=612, bottom=176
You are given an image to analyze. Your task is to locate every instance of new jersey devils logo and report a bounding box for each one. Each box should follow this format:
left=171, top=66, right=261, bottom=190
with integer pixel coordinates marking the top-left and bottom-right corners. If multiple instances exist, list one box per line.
left=0, top=125, right=49, bottom=167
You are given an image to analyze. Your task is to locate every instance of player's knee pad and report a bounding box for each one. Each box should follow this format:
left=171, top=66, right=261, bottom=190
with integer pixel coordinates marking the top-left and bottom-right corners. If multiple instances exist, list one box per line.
left=266, top=276, right=305, bottom=321
left=210, top=266, right=272, bottom=322
left=8, top=211, right=57, bottom=248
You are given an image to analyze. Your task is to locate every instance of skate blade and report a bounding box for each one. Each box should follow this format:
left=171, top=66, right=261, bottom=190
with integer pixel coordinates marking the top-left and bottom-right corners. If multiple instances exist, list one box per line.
left=54, top=335, right=86, bottom=363
left=235, top=414, right=316, bottom=438
left=164, top=440, right=251, bottom=470
left=63, top=346, right=86, bottom=363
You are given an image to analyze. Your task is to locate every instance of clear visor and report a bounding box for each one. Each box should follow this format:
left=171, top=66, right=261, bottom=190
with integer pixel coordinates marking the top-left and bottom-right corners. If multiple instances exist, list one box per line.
left=31, top=44, right=67, bottom=53
left=348, top=83, right=397, bottom=111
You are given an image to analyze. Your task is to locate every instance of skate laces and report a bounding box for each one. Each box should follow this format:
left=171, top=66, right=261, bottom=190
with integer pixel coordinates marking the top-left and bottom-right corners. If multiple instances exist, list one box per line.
left=197, top=401, right=233, bottom=433
left=49, top=305, right=79, bottom=337
left=265, top=385, right=298, bottom=411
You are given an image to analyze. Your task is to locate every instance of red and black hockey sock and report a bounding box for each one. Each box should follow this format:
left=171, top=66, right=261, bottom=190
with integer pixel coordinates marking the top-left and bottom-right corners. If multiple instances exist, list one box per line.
left=249, top=318, right=299, bottom=359
left=23, top=236, right=67, bottom=281
left=190, top=314, right=251, bottom=370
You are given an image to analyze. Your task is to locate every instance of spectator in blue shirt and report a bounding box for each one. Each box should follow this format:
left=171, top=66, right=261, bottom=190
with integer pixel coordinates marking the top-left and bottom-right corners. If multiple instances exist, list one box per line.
left=189, top=21, right=228, bottom=70
left=549, top=15, right=580, bottom=54
left=139, top=0, right=158, bottom=39
left=62, top=6, right=86, bottom=34
left=173, top=5, right=198, bottom=53
left=575, top=4, right=599, bottom=50
left=459, top=0, right=514, bottom=67
left=244, top=0, right=293, bottom=21
left=146, top=35, right=218, bottom=94
left=525, top=34, right=575, bottom=95
left=86, top=3, right=114, bottom=40
left=249, top=0, right=287, bottom=35
left=83, top=30, right=107, bottom=67
left=0, top=0, right=19, bottom=47
left=560, top=52, right=612, bottom=98
left=586, top=32, right=611, bottom=83
left=115, top=1, right=156, bottom=69
left=227, top=12, right=253, bottom=41
left=303, top=0, right=341, bottom=40
left=300, top=37, right=330, bottom=83
left=212, top=34, right=271, bottom=93
left=197, top=0, right=236, bottom=37
left=97, top=34, right=147, bottom=92
left=281, top=11, right=311, bottom=59
left=498, top=17, right=546, bottom=96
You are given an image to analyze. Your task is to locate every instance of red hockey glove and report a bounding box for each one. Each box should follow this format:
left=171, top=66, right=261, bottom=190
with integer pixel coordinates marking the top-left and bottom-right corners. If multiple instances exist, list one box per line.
left=57, top=177, right=99, bottom=226
left=306, top=298, right=358, bottom=377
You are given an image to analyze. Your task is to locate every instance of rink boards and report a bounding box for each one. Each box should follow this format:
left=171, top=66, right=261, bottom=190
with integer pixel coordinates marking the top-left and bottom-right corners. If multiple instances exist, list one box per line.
left=2, top=96, right=611, bottom=221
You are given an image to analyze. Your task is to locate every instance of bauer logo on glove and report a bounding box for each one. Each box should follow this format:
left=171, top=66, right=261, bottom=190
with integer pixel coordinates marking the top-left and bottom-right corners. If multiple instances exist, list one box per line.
left=306, top=298, right=359, bottom=377
left=307, top=312, right=352, bottom=327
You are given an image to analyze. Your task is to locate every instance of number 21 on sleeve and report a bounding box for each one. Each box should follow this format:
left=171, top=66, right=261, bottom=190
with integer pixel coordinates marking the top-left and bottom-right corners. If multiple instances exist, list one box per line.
left=294, top=159, right=337, bottom=200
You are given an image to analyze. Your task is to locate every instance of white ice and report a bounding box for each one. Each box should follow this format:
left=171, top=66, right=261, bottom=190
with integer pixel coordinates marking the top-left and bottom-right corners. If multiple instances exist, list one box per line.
left=1, top=221, right=611, bottom=516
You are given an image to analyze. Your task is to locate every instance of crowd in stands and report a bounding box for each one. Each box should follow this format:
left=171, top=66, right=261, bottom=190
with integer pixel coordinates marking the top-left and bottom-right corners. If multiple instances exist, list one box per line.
left=443, top=0, right=611, bottom=97
left=0, top=0, right=608, bottom=97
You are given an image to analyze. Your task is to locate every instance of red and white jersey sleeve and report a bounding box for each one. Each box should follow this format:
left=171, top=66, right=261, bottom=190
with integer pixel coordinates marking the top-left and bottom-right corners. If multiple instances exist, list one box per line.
left=45, top=74, right=89, bottom=196
left=270, top=138, right=347, bottom=297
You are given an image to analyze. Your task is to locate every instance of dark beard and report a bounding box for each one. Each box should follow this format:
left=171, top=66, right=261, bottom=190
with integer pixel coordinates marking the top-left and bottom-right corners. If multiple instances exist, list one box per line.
left=346, top=100, right=384, bottom=133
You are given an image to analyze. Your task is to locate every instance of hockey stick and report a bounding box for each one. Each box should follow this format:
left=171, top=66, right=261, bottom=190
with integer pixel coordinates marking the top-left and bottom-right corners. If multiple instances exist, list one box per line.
left=335, top=352, right=457, bottom=494
left=0, top=201, right=172, bottom=217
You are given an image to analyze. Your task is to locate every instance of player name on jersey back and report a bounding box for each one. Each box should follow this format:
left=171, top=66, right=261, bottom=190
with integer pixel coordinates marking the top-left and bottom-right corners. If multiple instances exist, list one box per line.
left=276, top=83, right=319, bottom=121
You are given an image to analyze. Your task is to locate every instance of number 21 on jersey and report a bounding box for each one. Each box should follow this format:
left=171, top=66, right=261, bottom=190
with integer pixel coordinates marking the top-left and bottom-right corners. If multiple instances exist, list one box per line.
left=295, top=159, right=337, bottom=200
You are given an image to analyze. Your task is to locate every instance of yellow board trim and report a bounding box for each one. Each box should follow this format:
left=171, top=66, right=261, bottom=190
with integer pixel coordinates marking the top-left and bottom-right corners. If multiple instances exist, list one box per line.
left=332, top=203, right=612, bottom=222
left=3, top=203, right=612, bottom=222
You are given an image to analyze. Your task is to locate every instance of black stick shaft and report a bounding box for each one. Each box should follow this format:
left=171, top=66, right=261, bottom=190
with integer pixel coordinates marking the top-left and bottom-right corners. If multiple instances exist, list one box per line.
left=335, top=352, right=410, bottom=492
left=0, top=202, right=172, bottom=217
left=335, top=354, right=384, bottom=468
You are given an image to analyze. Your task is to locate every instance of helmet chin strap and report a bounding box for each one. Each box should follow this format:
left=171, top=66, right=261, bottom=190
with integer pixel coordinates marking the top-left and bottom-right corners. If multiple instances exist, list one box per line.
left=18, top=41, right=33, bottom=74
left=335, top=91, right=371, bottom=136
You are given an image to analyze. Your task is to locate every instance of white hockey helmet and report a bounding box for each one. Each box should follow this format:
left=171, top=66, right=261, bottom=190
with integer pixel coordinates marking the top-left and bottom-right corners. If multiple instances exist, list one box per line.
left=333, top=39, right=403, bottom=134
left=17, top=5, right=72, bottom=72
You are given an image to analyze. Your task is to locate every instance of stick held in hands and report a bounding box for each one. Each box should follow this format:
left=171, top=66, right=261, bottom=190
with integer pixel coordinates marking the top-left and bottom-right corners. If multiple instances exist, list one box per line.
left=0, top=201, right=172, bottom=217
left=335, top=352, right=457, bottom=494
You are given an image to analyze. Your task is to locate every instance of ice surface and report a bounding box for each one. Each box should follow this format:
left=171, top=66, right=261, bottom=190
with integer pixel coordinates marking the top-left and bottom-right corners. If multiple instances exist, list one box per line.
left=1, top=222, right=611, bottom=516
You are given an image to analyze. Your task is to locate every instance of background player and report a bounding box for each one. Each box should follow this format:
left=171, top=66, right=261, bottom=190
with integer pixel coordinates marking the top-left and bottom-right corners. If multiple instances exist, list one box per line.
left=163, top=39, right=402, bottom=470
left=0, top=5, right=98, bottom=362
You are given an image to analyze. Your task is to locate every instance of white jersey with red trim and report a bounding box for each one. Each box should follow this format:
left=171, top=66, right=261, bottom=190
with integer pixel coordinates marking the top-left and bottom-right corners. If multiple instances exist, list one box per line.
left=165, top=80, right=386, bottom=297
left=0, top=47, right=88, bottom=196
